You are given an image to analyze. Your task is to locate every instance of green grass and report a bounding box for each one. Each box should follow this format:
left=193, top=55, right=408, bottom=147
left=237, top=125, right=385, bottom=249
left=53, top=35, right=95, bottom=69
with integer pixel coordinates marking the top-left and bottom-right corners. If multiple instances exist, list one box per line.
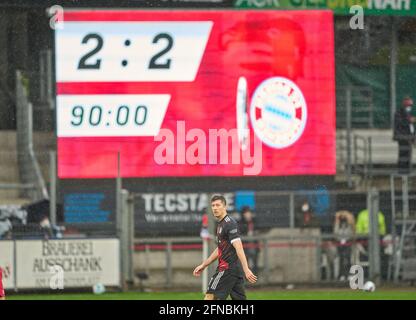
left=6, top=289, right=416, bottom=300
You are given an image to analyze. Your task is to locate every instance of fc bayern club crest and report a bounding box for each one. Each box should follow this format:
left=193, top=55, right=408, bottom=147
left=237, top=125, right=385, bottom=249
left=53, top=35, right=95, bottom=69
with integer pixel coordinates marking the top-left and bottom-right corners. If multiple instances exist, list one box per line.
left=249, top=77, right=307, bottom=149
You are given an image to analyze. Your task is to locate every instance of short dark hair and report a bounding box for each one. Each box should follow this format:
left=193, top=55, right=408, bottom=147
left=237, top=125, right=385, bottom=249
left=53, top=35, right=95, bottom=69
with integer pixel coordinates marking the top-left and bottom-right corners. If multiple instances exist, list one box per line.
left=211, top=195, right=226, bottom=205
left=240, top=206, right=251, bottom=214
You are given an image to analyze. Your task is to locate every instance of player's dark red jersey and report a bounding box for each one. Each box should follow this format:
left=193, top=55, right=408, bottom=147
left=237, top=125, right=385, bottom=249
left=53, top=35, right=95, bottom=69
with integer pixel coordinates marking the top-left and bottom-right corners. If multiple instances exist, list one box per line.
left=0, top=267, right=5, bottom=298
left=216, top=215, right=242, bottom=274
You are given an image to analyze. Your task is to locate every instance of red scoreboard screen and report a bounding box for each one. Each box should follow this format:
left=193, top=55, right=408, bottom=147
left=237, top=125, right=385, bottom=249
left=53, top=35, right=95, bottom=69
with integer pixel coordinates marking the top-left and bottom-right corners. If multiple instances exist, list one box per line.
left=55, top=10, right=335, bottom=178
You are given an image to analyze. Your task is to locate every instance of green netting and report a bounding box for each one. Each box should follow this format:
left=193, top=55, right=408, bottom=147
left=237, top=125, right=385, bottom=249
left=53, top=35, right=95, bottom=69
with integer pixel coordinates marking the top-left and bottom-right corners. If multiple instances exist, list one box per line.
left=336, top=64, right=416, bottom=128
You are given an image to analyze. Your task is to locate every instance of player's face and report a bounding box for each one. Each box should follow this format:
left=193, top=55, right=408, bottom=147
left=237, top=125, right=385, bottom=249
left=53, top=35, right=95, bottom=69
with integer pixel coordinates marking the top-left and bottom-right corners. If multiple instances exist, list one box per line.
left=211, top=200, right=227, bottom=220
left=243, top=211, right=252, bottom=221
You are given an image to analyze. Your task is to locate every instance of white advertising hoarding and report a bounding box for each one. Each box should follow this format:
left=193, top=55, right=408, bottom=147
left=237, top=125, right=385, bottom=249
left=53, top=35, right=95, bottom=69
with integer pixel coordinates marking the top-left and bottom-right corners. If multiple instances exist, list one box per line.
left=16, top=239, right=120, bottom=289
left=0, top=241, right=15, bottom=289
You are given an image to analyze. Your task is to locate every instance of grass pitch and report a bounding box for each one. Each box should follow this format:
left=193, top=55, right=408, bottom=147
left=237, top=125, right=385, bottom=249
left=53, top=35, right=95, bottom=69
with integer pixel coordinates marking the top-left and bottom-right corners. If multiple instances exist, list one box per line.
left=6, top=289, right=416, bottom=300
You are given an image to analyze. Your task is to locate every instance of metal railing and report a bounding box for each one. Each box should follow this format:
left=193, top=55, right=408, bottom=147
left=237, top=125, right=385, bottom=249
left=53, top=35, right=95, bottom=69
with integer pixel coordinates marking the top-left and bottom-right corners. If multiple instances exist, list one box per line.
left=15, top=70, right=49, bottom=201
left=390, top=173, right=416, bottom=282
left=134, top=234, right=322, bottom=288
left=126, top=187, right=388, bottom=289
left=337, top=86, right=374, bottom=129
left=0, top=182, right=37, bottom=202
left=336, top=85, right=407, bottom=187
left=133, top=233, right=390, bottom=289
left=352, top=134, right=373, bottom=183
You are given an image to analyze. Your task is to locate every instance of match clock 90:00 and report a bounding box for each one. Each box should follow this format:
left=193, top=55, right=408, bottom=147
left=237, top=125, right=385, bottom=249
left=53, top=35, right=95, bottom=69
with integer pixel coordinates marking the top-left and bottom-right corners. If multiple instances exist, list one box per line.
left=57, top=94, right=170, bottom=137
left=70, top=104, right=147, bottom=127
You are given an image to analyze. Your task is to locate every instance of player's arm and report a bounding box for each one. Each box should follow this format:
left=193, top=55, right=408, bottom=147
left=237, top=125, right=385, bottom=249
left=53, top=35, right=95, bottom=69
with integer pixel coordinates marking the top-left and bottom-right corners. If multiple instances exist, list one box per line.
left=227, top=222, right=257, bottom=283
left=193, top=247, right=218, bottom=277
left=232, top=239, right=257, bottom=284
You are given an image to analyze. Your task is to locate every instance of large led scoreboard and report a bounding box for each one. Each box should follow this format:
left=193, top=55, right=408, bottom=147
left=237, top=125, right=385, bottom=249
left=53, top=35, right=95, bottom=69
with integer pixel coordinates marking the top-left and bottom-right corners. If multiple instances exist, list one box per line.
left=55, top=10, right=335, bottom=179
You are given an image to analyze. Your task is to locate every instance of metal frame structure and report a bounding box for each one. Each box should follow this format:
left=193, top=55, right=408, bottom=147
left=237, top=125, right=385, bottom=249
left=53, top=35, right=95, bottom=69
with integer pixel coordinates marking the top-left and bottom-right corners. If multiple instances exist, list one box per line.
left=390, top=173, right=416, bottom=282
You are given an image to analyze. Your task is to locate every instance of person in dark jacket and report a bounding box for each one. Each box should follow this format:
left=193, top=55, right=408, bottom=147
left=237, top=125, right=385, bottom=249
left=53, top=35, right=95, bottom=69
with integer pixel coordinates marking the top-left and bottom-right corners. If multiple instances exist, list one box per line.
left=239, top=206, right=260, bottom=275
left=333, top=210, right=355, bottom=281
left=296, top=201, right=320, bottom=229
left=393, top=96, right=416, bottom=174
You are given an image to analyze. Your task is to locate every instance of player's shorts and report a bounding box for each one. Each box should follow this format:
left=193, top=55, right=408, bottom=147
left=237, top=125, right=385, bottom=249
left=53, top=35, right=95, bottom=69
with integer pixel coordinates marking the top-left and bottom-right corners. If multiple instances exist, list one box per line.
left=0, top=268, right=5, bottom=298
left=206, top=269, right=246, bottom=300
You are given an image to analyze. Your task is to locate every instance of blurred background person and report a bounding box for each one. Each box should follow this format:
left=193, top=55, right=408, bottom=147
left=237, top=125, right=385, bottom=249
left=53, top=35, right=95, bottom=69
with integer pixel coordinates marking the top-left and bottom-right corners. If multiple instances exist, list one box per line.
left=0, top=218, right=12, bottom=240
left=355, top=208, right=386, bottom=237
left=333, top=210, right=355, bottom=281
left=355, top=208, right=387, bottom=278
left=296, top=201, right=320, bottom=229
left=393, top=96, right=416, bottom=174
left=39, top=215, right=53, bottom=240
left=239, top=206, right=260, bottom=275
left=199, top=208, right=212, bottom=240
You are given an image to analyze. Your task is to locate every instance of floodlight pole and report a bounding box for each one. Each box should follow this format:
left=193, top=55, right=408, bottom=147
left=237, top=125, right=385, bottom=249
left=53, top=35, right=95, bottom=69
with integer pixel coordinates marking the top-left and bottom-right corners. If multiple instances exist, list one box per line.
left=368, top=188, right=381, bottom=285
